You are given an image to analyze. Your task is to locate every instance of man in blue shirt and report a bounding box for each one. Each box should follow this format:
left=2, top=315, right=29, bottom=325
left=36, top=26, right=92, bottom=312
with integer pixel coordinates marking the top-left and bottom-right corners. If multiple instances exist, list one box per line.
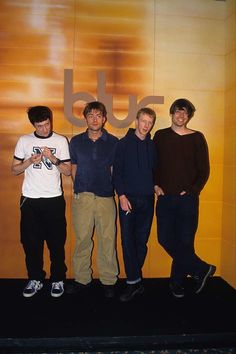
left=67, top=101, right=119, bottom=298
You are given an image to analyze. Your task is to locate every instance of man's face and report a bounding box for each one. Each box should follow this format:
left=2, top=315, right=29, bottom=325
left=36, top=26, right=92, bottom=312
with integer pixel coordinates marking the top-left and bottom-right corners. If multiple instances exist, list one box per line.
left=171, top=108, right=189, bottom=127
left=85, top=109, right=106, bottom=132
left=135, top=113, right=154, bottom=140
left=34, top=118, right=51, bottom=137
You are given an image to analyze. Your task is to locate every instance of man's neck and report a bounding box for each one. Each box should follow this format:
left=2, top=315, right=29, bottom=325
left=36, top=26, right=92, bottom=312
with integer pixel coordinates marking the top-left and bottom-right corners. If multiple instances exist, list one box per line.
left=135, top=130, right=146, bottom=141
left=171, top=124, right=191, bottom=136
left=88, top=129, right=103, bottom=142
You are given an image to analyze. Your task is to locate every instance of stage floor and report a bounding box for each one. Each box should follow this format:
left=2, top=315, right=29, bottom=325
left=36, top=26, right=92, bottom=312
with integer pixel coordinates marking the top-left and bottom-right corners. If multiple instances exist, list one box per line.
left=0, top=277, right=235, bottom=353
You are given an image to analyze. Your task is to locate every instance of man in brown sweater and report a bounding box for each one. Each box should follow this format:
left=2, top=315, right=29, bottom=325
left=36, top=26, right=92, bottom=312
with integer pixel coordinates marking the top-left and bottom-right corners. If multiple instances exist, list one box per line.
left=153, top=98, right=216, bottom=298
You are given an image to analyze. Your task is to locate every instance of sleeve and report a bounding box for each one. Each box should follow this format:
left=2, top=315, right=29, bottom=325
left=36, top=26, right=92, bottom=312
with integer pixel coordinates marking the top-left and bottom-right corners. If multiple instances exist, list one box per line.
left=69, top=137, right=77, bottom=164
left=190, top=132, right=210, bottom=195
left=113, top=140, right=126, bottom=196
left=152, top=131, right=160, bottom=186
left=13, top=137, right=25, bottom=161
left=152, top=142, right=158, bottom=184
left=110, top=136, right=119, bottom=164
left=58, top=136, right=71, bottom=162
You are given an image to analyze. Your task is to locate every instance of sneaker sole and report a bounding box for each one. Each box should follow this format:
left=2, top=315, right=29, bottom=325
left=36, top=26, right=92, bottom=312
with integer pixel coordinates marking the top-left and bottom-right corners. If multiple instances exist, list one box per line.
left=195, top=265, right=216, bottom=294
left=51, top=291, right=64, bottom=298
left=169, top=285, right=185, bottom=298
left=23, top=292, right=37, bottom=298
left=23, top=285, right=43, bottom=298
left=171, top=291, right=185, bottom=299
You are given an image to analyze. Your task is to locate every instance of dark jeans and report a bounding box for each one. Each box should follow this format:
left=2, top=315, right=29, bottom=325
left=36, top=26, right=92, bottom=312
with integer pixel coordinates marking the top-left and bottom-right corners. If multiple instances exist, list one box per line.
left=119, top=195, right=154, bottom=283
left=156, top=194, right=209, bottom=284
left=20, top=195, right=67, bottom=282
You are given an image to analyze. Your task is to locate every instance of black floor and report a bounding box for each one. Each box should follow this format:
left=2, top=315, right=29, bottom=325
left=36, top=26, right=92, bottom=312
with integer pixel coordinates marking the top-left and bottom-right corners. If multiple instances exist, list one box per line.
left=0, top=277, right=235, bottom=353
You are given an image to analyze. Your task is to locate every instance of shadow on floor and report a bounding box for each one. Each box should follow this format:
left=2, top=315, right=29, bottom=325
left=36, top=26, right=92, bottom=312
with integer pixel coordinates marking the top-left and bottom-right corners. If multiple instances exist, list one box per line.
left=0, top=277, right=235, bottom=353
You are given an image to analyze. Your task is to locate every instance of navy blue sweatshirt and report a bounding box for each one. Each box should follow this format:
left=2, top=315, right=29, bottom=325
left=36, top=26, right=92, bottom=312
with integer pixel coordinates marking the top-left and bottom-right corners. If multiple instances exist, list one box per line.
left=113, top=128, right=156, bottom=197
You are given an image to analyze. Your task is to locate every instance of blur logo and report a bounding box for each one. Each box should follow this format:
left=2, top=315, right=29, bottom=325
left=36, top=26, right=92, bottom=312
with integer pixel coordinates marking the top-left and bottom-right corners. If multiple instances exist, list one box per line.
left=64, top=69, right=164, bottom=128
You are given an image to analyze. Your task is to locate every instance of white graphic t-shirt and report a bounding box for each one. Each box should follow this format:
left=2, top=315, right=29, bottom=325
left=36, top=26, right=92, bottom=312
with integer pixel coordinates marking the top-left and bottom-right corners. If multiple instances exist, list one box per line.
left=14, top=132, right=70, bottom=198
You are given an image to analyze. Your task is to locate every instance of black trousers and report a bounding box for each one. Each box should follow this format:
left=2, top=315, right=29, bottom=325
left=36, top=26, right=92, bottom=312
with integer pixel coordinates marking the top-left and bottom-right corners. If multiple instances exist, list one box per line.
left=156, top=194, right=209, bottom=284
left=20, top=195, right=67, bottom=281
left=119, top=195, right=154, bottom=283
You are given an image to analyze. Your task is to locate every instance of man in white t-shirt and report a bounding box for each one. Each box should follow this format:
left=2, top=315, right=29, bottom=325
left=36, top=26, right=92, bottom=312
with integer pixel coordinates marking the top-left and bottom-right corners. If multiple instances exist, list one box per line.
left=11, top=106, right=71, bottom=298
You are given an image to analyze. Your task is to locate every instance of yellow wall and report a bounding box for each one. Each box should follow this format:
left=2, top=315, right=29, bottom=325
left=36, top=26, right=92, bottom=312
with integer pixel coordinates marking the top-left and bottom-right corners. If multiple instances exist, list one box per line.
left=221, top=0, right=236, bottom=288
left=0, top=0, right=235, bottom=288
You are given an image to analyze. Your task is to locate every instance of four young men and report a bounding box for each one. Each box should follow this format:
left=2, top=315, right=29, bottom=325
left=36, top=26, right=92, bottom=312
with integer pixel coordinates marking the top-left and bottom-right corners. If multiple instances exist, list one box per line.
left=12, top=99, right=216, bottom=300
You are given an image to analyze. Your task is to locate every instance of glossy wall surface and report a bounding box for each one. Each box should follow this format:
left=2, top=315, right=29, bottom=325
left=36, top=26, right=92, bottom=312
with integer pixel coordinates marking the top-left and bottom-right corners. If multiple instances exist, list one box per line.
left=221, top=0, right=236, bottom=288
left=0, top=0, right=235, bottom=288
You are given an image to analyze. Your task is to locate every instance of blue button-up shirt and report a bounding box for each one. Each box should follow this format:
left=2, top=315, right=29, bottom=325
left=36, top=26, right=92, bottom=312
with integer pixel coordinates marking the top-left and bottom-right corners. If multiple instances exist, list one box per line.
left=69, top=129, right=118, bottom=197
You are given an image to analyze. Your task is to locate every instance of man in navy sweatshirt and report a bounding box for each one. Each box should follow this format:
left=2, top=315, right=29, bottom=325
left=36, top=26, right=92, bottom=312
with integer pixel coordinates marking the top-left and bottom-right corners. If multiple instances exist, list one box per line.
left=113, top=107, right=157, bottom=302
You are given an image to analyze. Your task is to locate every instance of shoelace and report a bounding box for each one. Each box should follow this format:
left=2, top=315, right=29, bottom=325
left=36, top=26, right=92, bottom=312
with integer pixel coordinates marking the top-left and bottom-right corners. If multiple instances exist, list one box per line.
left=52, top=282, right=63, bottom=290
left=26, top=280, right=38, bottom=289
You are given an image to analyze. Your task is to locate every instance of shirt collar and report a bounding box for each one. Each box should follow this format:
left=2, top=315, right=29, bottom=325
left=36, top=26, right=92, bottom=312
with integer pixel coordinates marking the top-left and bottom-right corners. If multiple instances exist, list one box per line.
left=84, top=129, right=108, bottom=142
left=34, top=131, right=53, bottom=139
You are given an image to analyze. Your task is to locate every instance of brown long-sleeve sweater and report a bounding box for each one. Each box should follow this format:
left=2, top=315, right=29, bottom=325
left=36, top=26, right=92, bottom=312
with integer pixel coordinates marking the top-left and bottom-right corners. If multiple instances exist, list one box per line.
left=153, top=127, right=210, bottom=196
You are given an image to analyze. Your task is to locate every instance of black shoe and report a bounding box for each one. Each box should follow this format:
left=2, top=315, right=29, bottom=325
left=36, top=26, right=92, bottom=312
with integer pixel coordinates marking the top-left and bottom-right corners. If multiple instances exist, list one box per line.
left=23, top=280, right=43, bottom=298
left=66, top=280, right=91, bottom=294
left=103, top=284, right=115, bottom=298
left=193, top=265, right=216, bottom=294
left=120, top=282, right=144, bottom=302
left=51, top=281, right=64, bottom=298
left=169, top=282, right=185, bottom=298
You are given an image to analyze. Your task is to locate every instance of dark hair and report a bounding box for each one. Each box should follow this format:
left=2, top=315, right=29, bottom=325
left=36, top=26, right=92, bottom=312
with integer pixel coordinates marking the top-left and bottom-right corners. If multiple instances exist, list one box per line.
left=136, top=107, right=156, bottom=125
left=27, top=106, right=53, bottom=125
left=169, top=98, right=196, bottom=119
left=83, top=101, right=107, bottom=118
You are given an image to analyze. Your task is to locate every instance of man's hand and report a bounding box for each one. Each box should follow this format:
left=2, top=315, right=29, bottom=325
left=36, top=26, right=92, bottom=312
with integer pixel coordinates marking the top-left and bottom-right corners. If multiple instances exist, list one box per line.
left=30, top=153, right=42, bottom=164
left=119, top=195, right=132, bottom=213
left=154, top=185, right=164, bottom=199
left=41, top=147, right=55, bottom=162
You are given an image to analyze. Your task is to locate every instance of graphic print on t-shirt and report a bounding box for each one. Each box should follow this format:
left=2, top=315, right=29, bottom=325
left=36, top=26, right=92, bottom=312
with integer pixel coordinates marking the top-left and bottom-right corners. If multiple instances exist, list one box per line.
left=32, top=146, right=56, bottom=170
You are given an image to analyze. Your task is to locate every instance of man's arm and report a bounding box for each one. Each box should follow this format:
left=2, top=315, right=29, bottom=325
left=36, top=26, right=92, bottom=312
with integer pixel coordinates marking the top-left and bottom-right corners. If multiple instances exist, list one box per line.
left=11, top=154, right=41, bottom=175
left=190, top=133, right=210, bottom=195
left=56, top=161, right=71, bottom=176
left=113, top=141, right=132, bottom=213
left=41, top=146, right=71, bottom=176
left=71, top=164, right=77, bottom=183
